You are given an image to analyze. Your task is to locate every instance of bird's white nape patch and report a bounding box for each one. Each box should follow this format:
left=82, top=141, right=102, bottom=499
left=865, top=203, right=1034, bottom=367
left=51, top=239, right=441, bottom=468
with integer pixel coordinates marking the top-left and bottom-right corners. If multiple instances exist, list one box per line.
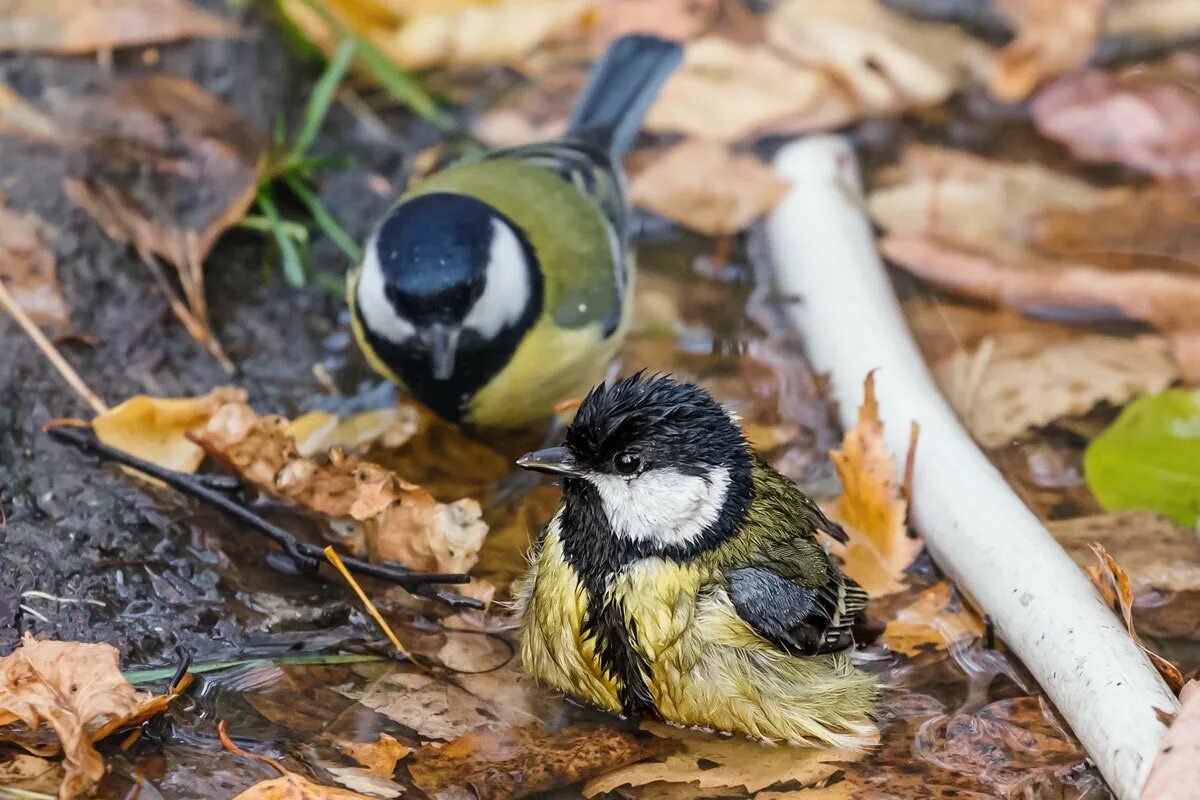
left=463, top=219, right=532, bottom=338
left=588, top=466, right=731, bottom=547
left=356, top=237, right=416, bottom=344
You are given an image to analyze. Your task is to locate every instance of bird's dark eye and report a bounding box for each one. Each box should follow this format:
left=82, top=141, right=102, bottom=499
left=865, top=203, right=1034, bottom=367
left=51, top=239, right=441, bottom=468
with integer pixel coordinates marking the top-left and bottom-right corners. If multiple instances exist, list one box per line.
left=613, top=452, right=641, bottom=476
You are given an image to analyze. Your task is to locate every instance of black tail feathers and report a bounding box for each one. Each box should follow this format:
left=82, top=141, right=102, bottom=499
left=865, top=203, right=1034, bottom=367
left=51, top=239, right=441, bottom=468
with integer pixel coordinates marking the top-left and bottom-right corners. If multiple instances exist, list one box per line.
left=567, top=34, right=683, bottom=159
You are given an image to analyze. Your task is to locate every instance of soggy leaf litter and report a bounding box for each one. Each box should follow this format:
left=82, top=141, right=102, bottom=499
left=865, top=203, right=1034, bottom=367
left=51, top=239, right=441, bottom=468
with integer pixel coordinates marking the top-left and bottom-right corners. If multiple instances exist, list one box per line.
left=2, top=0, right=1199, bottom=799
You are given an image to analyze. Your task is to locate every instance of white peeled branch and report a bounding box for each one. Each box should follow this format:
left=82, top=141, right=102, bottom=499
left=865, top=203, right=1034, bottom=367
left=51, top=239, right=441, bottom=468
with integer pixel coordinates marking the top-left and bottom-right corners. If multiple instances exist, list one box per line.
left=766, top=135, right=1178, bottom=800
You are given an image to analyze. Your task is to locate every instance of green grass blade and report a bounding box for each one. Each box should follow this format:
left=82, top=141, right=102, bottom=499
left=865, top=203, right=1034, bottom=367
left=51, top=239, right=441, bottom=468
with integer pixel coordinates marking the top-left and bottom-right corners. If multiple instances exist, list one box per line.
left=124, top=653, right=387, bottom=685
left=284, top=173, right=363, bottom=263
left=257, top=186, right=308, bottom=287
left=238, top=214, right=310, bottom=242
left=293, top=37, right=357, bottom=160
left=294, top=0, right=449, bottom=128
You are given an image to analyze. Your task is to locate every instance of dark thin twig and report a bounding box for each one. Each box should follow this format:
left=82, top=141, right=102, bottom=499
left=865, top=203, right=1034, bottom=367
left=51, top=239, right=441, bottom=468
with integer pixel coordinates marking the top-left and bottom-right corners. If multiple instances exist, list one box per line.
left=47, top=425, right=482, bottom=610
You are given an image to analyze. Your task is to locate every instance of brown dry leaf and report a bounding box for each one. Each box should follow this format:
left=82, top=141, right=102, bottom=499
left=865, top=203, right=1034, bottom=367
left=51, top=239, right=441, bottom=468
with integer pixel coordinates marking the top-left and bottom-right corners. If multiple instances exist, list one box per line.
left=0, top=635, right=181, bottom=800
left=0, top=753, right=64, bottom=795
left=645, top=36, right=832, bottom=143
left=92, top=387, right=247, bottom=474
left=1106, top=0, right=1200, bottom=41
left=1142, top=680, right=1200, bottom=800
left=1032, top=186, right=1200, bottom=274
left=881, top=581, right=985, bottom=657
left=407, top=723, right=669, bottom=800
left=0, top=0, right=238, bottom=54
left=932, top=332, right=1178, bottom=447
left=0, top=202, right=69, bottom=336
left=584, top=721, right=866, bottom=796
left=828, top=373, right=920, bottom=597
left=337, top=733, right=412, bottom=779
left=233, top=773, right=373, bottom=800
left=1087, top=544, right=1185, bottom=693
left=1051, top=511, right=1200, bottom=639
left=592, top=0, right=720, bottom=45
left=325, top=768, right=404, bottom=799
left=766, top=0, right=986, bottom=115
left=63, top=74, right=263, bottom=359
left=375, top=0, right=592, bottom=71
left=1032, top=56, right=1200, bottom=189
left=289, top=406, right=420, bottom=458
left=0, top=82, right=61, bottom=140
left=901, top=297, right=1073, bottom=365
left=629, top=139, right=788, bottom=236
left=473, top=485, right=561, bottom=597
left=194, top=398, right=488, bottom=576
left=989, top=0, right=1106, bottom=101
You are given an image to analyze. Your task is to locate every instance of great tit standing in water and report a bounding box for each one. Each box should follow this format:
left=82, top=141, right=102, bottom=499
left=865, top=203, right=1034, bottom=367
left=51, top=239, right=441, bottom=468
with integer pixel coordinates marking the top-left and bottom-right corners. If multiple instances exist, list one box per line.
left=514, top=374, right=878, bottom=747
left=348, top=35, right=683, bottom=428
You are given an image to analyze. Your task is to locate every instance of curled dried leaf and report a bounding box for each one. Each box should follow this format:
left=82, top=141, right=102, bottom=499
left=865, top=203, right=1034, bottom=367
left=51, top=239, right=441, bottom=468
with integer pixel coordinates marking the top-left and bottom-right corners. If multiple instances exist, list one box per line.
left=881, top=581, right=985, bottom=657
left=0, top=203, right=69, bottom=336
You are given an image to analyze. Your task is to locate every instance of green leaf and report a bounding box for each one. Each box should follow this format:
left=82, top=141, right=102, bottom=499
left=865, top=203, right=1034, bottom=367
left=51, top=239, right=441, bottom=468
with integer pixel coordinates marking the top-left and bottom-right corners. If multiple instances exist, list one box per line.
left=293, top=37, right=357, bottom=161
left=284, top=173, right=363, bottom=262
left=257, top=186, right=308, bottom=287
left=1085, top=389, right=1200, bottom=527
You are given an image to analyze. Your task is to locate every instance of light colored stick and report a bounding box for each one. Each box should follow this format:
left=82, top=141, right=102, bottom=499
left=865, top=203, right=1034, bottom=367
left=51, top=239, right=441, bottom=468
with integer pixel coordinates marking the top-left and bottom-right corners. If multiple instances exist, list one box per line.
left=0, top=278, right=108, bottom=414
left=766, top=135, right=1178, bottom=800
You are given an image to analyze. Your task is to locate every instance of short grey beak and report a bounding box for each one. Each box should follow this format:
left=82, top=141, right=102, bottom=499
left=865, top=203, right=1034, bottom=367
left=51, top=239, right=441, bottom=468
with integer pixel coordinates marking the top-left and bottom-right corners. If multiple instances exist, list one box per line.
left=422, top=322, right=460, bottom=381
left=516, top=446, right=582, bottom=478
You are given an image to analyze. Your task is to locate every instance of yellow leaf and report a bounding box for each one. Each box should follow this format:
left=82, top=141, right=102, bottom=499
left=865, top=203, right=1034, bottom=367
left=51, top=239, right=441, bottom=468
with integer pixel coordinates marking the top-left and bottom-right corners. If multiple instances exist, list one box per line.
left=92, top=386, right=246, bottom=473
left=0, top=635, right=182, bottom=800
left=881, top=582, right=985, bottom=657
left=336, top=733, right=412, bottom=779
left=828, top=373, right=920, bottom=597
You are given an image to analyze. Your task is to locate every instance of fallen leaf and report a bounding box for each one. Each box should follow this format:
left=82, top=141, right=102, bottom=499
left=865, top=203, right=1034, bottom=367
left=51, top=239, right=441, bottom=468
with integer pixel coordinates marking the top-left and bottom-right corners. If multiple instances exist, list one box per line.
left=1106, top=0, right=1200, bottom=41
left=1087, top=544, right=1185, bottom=693
left=828, top=373, right=921, bottom=597
left=473, top=485, right=560, bottom=596
left=902, top=297, right=1073, bottom=365
left=881, top=582, right=985, bottom=657
left=0, top=0, right=238, bottom=54
left=0, top=634, right=181, bottom=800
left=989, top=0, right=1106, bottom=100
left=0, top=82, right=61, bottom=140
left=408, top=724, right=669, bottom=800
left=326, top=767, right=405, bottom=798
left=1050, top=511, right=1200, bottom=639
left=0, top=203, right=69, bottom=336
left=1032, top=56, right=1200, bottom=189
left=592, top=0, right=720, bottom=45
left=0, top=753, right=64, bottom=795
left=1084, top=389, right=1200, bottom=528
left=337, top=733, right=412, bottom=779
left=645, top=36, right=831, bottom=143
left=63, top=74, right=264, bottom=356
left=629, top=139, right=788, bottom=235
left=91, top=387, right=247, bottom=474
left=767, top=0, right=986, bottom=115
left=194, top=398, right=489, bottom=576
left=289, top=406, right=420, bottom=457
left=373, top=0, right=592, bottom=71
left=584, top=721, right=865, bottom=796
left=233, top=773, right=374, bottom=800
left=1031, top=186, right=1200, bottom=278
left=933, top=331, right=1178, bottom=448
left=1141, top=680, right=1200, bottom=800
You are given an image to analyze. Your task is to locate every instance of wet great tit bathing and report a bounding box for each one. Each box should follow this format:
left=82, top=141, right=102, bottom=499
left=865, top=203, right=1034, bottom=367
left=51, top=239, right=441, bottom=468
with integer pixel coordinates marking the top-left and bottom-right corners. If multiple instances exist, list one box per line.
left=349, top=35, right=683, bottom=428
left=514, top=374, right=878, bottom=747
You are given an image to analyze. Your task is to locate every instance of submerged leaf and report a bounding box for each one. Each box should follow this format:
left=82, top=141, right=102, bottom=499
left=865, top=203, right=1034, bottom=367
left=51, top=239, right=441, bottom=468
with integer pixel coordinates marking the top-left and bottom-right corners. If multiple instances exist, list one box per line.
left=337, top=733, right=412, bottom=779
left=881, top=582, right=984, bottom=657
left=0, top=0, right=238, bottom=54
left=584, top=721, right=865, bottom=796
left=828, top=373, right=920, bottom=597
left=232, top=773, right=373, bottom=799
left=1050, top=511, right=1200, bottom=639
left=408, top=724, right=668, bottom=800
left=1085, top=389, right=1200, bottom=527
left=0, top=635, right=181, bottom=800
left=629, top=139, right=788, bottom=236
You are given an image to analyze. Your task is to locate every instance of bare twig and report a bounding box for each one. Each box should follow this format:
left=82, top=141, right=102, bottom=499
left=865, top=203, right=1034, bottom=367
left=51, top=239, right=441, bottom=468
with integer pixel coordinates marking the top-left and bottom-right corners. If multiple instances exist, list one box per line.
left=0, top=278, right=108, bottom=414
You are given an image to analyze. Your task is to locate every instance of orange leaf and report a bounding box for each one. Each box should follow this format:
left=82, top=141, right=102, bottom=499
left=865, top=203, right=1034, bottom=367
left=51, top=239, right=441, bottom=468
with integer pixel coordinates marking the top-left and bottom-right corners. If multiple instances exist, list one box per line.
left=829, top=373, right=921, bottom=596
left=1088, top=544, right=1185, bottom=694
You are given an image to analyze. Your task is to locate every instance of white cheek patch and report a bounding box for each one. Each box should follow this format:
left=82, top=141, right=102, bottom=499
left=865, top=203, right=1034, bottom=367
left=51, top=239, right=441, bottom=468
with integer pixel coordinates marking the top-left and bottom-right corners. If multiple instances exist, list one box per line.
left=356, top=238, right=416, bottom=344
left=463, top=219, right=532, bottom=339
left=589, top=466, right=731, bottom=548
